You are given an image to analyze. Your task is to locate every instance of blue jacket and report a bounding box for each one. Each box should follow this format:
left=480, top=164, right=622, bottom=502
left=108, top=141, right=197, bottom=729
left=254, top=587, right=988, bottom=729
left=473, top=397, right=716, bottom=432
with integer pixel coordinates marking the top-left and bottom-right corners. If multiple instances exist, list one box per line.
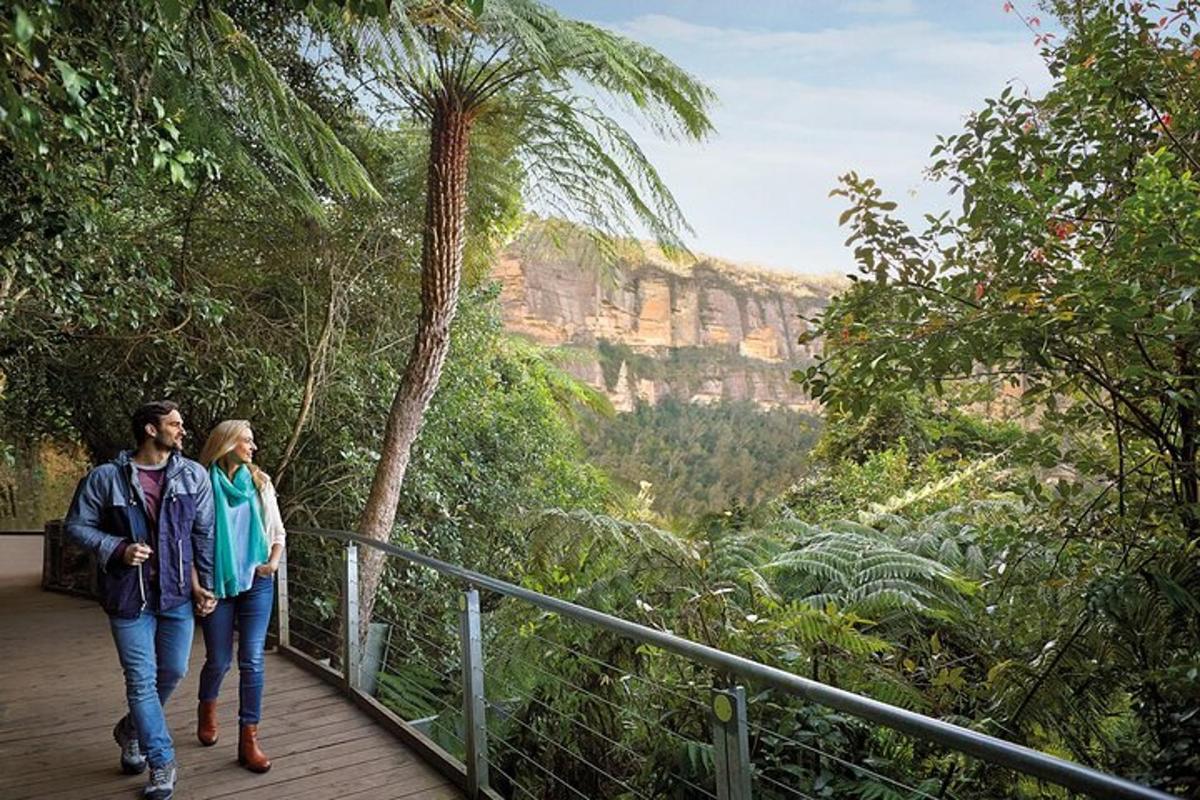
left=65, top=450, right=214, bottom=618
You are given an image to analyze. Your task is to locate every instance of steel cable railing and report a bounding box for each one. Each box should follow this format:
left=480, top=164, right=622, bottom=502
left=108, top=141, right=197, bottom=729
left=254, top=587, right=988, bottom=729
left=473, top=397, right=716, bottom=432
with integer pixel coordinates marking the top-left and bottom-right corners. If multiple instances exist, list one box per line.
left=274, top=527, right=1172, bottom=800
left=483, top=611, right=723, bottom=797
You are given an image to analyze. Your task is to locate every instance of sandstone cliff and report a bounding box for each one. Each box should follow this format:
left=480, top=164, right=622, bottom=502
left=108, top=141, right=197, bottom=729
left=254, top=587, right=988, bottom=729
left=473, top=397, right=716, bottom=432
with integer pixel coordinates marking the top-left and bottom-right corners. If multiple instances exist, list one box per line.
left=493, top=226, right=843, bottom=412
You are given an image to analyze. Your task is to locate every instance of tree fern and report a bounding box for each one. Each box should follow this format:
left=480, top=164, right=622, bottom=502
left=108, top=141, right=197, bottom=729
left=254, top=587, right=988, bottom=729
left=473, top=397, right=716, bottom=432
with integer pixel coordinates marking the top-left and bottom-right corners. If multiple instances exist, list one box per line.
left=878, top=498, right=1021, bottom=577
left=759, top=523, right=971, bottom=620
left=185, top=8, right=378, bottom=217
left=773, top=602, right=894, bottom=658
left=341, top=0, right=715, bottom=636
left=859, top=453, right=1009, bottom=525
left=497, top=335, right=615, bottom=423
left=346, top=0, right=714, bottom=255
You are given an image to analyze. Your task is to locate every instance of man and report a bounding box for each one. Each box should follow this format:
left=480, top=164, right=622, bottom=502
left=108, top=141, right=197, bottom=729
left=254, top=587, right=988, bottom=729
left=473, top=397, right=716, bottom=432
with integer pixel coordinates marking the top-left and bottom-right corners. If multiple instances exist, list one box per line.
left=66, top=400, right=217, bottom=800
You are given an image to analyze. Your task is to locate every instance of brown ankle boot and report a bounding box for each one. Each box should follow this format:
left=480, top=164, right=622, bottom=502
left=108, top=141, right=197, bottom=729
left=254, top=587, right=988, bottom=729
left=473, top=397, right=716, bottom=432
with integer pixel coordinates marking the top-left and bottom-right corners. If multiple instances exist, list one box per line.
left=238, top=724, right=271, bottom=773
left=197, top=700, right=219, bottom=746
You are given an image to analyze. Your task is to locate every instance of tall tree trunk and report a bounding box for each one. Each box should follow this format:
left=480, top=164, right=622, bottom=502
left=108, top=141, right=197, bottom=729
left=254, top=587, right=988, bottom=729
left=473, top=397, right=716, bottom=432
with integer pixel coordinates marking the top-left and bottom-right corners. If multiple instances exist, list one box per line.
left=355, top=97, right=473, bottom=636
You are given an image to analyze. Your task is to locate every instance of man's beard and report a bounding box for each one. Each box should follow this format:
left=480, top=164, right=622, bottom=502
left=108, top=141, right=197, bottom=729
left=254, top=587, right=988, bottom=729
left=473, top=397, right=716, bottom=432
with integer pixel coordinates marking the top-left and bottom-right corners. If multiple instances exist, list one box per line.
left=155, top=433, right=182, bottom=452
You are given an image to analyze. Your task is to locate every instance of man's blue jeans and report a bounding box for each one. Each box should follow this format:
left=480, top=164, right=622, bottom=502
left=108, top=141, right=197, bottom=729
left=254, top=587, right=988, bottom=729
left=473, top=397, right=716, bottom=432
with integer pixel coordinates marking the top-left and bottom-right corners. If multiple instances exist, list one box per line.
left=199, top=574, right=274, bottom=725
left=109, top=600, right=195, bottom=768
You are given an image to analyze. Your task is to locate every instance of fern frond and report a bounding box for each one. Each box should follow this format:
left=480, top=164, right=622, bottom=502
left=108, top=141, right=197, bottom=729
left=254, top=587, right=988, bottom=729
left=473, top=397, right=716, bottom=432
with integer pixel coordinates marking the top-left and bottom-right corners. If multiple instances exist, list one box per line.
left=350, top=0, right=714, bottom=258
left=760, top=526, right=970, bottom=619
left=188, top=9, right=378, bottom=217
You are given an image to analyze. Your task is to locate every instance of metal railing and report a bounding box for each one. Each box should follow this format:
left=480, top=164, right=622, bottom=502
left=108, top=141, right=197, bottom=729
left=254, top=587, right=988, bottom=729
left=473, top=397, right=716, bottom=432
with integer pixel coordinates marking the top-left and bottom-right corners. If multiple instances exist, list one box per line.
left=275, top=526, right=1174, bottom=800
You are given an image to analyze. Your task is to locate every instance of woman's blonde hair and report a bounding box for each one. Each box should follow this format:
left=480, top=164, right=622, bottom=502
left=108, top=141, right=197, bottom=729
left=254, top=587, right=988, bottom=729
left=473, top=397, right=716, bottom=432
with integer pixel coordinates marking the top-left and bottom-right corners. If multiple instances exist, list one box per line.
left=199, top=419, right=267, bottom=490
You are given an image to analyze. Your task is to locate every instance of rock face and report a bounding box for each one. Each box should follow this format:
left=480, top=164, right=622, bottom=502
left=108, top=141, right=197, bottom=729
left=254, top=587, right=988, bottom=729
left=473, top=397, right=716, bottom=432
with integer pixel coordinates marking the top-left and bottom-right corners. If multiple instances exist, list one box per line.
left=493, top=231, right=842, bottom=412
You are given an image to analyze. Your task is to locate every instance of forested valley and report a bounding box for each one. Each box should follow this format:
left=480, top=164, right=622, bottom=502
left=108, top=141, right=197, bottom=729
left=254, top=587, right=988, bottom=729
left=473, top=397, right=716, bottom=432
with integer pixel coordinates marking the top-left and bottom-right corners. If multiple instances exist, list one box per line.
left=2, top=1, right=1197, bottom=797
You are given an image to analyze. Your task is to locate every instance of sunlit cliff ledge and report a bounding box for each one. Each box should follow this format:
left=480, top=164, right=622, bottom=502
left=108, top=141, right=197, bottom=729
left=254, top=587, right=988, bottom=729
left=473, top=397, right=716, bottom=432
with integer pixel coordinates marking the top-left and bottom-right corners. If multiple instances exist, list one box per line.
left=492, top=221, right=847, bottom=412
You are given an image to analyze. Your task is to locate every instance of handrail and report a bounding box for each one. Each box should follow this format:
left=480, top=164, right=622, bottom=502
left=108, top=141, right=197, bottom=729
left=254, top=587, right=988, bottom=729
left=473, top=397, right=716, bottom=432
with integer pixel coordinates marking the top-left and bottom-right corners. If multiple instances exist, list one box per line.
left=289, top=526, right=1173, bottom=800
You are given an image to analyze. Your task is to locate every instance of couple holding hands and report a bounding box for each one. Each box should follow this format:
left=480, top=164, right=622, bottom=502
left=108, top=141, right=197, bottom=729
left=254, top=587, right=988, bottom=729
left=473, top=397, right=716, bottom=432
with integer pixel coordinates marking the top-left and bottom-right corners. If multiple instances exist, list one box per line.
left=65, top=400, right=286, bottom=800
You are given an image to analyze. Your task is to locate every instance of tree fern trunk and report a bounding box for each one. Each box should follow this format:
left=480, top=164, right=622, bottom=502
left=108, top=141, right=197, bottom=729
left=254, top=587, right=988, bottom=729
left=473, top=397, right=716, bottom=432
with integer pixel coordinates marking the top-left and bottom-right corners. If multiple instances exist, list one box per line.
left=356, top=97, right=473, bottom=636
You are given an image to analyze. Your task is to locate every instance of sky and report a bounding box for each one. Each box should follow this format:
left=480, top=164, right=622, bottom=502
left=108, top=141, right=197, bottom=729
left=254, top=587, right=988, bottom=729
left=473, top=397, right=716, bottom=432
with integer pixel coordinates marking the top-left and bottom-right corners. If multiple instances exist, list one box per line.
left=543, top=1, right=1055, bottom=275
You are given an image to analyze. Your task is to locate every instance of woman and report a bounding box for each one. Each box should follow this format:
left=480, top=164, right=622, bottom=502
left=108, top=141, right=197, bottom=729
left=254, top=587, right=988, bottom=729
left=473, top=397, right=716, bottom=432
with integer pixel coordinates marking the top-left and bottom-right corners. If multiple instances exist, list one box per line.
left=195, top=420, right=285, bottom=773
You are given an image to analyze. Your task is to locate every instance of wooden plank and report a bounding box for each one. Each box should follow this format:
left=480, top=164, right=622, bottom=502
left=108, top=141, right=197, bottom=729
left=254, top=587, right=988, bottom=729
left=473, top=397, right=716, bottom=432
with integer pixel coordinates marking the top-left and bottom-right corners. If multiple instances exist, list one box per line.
left=0, top=675, right=342, bottom=742
left=278, top=644, right=480, bottom=796
left=0, top=537, right=460, bottom=800
left=3, top=698, right=376, bottom=788
left=11, top=733, right=379, bottom=800
left=259, top=757, right=455, bottom=800
left=236, top=754, right=419, bottom=800
left=75, top=741, right=405, bottom=800
left=0, top=691, right=349, bottom=766
left=192, top=739, right=424, bottom=800
left=0, top=683, right=383, bottom=795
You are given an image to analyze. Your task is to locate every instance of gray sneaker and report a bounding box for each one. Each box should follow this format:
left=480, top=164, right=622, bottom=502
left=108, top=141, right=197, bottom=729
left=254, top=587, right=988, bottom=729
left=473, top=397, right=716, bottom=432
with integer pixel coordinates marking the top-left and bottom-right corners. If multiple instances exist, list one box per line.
left=113, top=716, right=146, bottom=775
left=144, top=761, right=177, bottom=800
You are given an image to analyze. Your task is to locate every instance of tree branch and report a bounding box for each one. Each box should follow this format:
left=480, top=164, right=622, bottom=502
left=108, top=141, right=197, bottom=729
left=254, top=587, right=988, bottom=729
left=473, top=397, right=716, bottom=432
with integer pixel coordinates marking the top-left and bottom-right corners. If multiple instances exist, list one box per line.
left=1140, top=94, right=1200, bottom=173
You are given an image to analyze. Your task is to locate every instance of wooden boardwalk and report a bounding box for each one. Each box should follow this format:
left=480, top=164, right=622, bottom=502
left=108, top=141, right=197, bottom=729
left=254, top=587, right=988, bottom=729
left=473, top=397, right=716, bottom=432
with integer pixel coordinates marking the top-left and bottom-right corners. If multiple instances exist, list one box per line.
left=0, top=535, right=461, bottom=800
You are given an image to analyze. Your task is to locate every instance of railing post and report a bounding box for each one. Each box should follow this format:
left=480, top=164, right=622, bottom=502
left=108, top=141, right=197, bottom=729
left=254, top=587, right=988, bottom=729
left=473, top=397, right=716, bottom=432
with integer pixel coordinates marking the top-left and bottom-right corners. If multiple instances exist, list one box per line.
left=459, top=587, right=489, bottom=797
left=343, top=542, right=361, bottom=691
left=275, top=548, right=290, bottom=649
left=711, top=685, right=752, bottom=800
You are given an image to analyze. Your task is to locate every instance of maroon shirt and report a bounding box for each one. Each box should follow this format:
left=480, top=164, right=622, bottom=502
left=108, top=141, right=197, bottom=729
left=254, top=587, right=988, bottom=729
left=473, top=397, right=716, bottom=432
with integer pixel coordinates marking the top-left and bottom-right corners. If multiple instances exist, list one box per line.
left=136, top=464, right=167, bottom=529
left=134, top=462, right=168, bottom=590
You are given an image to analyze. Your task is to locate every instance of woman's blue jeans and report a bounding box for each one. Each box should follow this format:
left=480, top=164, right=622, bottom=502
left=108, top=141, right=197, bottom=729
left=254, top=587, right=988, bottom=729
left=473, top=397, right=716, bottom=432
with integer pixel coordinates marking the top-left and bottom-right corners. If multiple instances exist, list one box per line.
left=198, top=573, right=274, bottom=725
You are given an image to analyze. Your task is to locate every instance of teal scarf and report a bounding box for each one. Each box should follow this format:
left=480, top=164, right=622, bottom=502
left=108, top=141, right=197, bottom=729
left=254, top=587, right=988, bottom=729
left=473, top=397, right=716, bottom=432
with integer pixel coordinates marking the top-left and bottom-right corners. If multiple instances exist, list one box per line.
left=210, top=464, right=268, bottom=599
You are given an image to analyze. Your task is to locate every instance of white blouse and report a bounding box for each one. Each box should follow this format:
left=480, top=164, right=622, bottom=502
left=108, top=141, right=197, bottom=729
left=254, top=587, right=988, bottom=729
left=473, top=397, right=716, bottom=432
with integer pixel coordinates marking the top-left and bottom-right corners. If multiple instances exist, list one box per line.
left=258, top=475, right=287, bottom=548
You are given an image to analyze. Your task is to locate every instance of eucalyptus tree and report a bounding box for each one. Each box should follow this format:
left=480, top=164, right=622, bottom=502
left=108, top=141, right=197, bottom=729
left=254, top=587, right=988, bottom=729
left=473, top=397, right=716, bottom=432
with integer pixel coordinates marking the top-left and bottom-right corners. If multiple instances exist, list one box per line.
left=344, top=0, right=715, bottom=617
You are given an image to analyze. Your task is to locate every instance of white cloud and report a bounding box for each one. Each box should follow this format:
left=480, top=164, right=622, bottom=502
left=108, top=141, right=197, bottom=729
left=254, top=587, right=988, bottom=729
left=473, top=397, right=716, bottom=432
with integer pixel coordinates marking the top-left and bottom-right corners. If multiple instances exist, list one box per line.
left=591, top=11, right=1052, bottom=274
left=845, top=0, right=917, bottom=15
left=706, top=77, right=973, bottom=132
left=619, top=15, right=1044, bottom=82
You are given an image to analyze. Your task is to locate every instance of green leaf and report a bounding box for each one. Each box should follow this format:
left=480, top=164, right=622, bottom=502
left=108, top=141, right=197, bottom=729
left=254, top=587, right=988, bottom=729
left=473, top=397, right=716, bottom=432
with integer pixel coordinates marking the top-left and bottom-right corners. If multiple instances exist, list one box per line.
left=53, top=58, right=87, bottom=101
left=159, top=0, right=183, bottom=22
left=13, top=7, right=34, bottom=44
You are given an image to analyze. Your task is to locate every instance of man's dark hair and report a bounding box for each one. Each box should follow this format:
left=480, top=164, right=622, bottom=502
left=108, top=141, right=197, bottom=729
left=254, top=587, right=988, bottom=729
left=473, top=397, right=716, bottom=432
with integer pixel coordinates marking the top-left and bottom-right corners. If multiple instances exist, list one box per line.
left=131, top=400, right=179, bottom=445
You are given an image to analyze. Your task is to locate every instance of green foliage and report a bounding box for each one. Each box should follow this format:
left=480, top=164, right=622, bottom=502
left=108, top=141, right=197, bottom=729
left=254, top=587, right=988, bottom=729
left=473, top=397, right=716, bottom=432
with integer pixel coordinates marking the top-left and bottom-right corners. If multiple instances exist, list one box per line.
left=582, top=398, right=821, bottom=518
left=345, top=0, right=715, bottom=257
left=813, top=392, right=1027, bottom=467
left=797, top=2, right=1200, bottom=539
left=0, top=1, right=379, bottom=360
left=392, top=300, right=611, bottom=572
left=783, top=7, right=1200, bottom=791
left=469, top=485, right=990, bottom=796
left=758, top=520, right=972, bottom=619
left=0, top=0, right=612, bottom=573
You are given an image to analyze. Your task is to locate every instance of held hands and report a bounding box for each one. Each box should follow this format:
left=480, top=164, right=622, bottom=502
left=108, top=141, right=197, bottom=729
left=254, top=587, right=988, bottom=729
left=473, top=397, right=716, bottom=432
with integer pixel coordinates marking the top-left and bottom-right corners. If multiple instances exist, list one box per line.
left=190, top=564, right=216, bottom=616
left=192, top=584, right=217, bottom=617
left=122, top=543, right=153, bottom=567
